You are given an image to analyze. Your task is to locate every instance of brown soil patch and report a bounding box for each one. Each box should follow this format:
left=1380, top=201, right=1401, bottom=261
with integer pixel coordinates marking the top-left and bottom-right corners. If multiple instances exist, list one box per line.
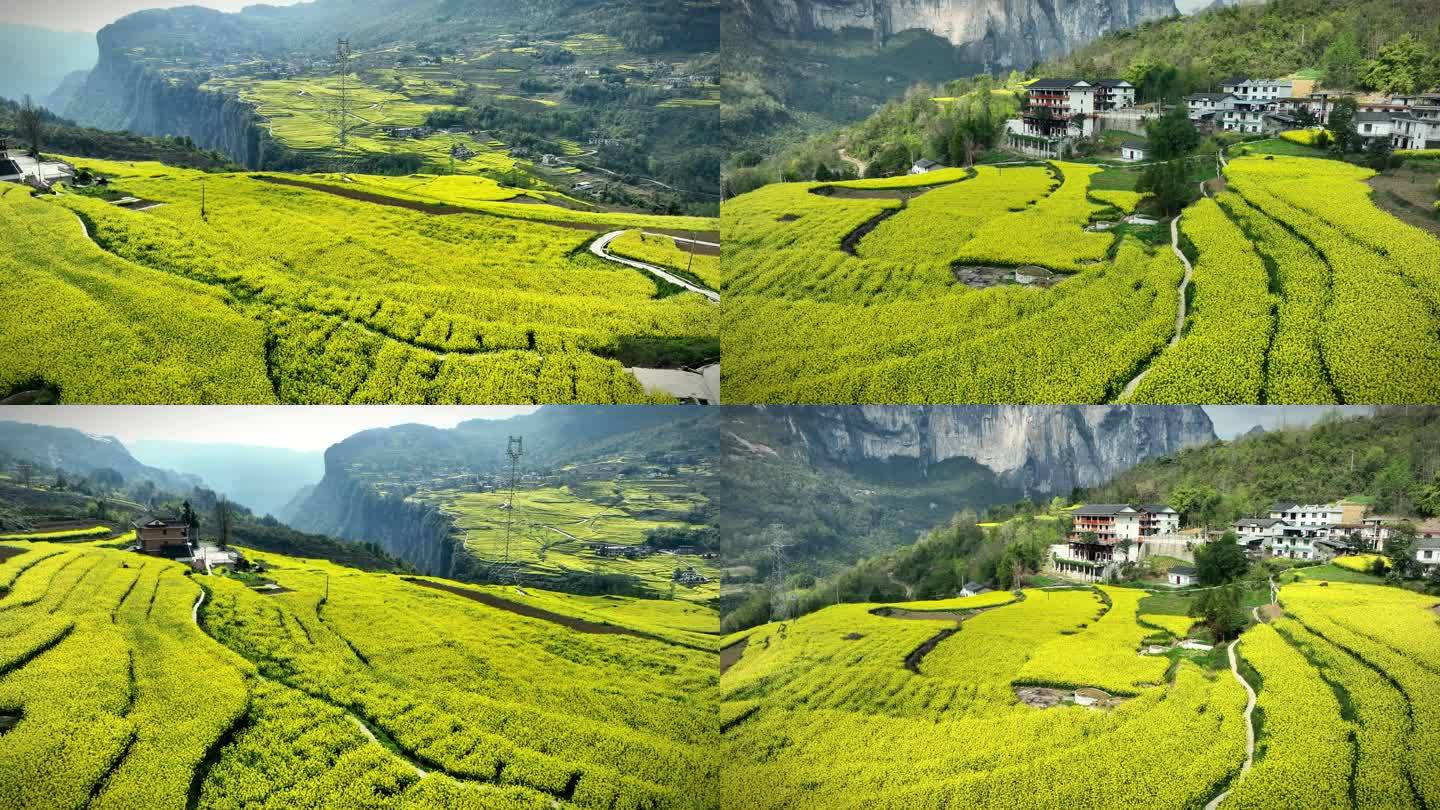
left=841, top=204, right=904, bottom=255
left=777, top=213, right=800, bottom=222
left=405, top=577, right=643, bottom=637
left=719, top=636, right=748, bottom=674
left=1015, top=686, right=1069, bottom=708
left=646, top=228, right=720, bottom=244
left=951, top=265, right=1064, bottom=289
left=843, top=632, right=865, bottom=640
left=1257, top=603, right=1284, bottom=623
left=1367, top=170, right=1440, bottom=237
left=0, top=545, right=26, bottom=564
left=871, top=607, right=968, bottom=622
left=904, top=626, right=958, bottom=673
left=1431, top=604, right=1440, bottom=618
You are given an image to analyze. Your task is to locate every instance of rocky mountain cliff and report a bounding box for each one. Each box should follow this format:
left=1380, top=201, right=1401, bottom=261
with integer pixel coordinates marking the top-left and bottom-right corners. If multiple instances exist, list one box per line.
left=773, top=405, right=1216, bottom=495
left=287, top=407, right=716, bottom=576
left=718, top=406, right=1215, bottom=573
left=736, top=0, right=1179, bottom=71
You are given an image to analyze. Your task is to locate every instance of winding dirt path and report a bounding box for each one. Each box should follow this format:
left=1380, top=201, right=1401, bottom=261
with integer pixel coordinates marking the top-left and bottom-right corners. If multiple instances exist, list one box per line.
left=1118, top=212, right=1194, bottom=400
left=1205, top=637, right=1257, bottom=810
left=837, top=148, right=867, bottom=177
left=719, top=636, right=748, bottom=675
left=591, top=230, right=719, bottom=303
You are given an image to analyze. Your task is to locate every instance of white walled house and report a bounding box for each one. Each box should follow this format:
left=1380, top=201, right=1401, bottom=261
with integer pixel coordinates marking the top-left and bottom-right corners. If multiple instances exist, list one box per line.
left=1185, top=93, right=1235, bottom=126
left=910, top=158, right=944, bottom=175
left=1018, top=78, right=1135, bottom=144
left=1217, top=77, right=1293, bottom=133
left=1052, top=504, right=1179, bottom=581
left=1234, top=517, right=1287, bottom=546
left=1168, top=566, right=1197, bottom=587
left=1356, top=111, right=1394, bottom=140
left=1120, top=141, right=1148, bottom=161
left=1391, top=94, right=1440, bottom=150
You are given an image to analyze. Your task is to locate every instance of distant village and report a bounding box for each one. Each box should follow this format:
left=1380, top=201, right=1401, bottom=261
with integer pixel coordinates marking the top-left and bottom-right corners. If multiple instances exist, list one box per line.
left=1051, top=501, right=1440, bottom=585
left=899, top=73, right=1440, bottom=163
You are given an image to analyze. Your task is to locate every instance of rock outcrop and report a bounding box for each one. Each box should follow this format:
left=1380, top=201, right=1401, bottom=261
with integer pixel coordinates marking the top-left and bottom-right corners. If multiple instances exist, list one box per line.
left=736, top=0, right=1179, bottom=69
left=761, top=405, right=1216, bottom=495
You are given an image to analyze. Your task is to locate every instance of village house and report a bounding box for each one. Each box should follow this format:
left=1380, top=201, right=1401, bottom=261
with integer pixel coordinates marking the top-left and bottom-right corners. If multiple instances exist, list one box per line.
left=1415, top=522, right=1440, bottom=571
left=960, top=581, right=992, bottom=597
left=1217, top=77, right=1293, bottom=133
left=1313, top=536, right=1352, bottom=562
left=1390, top=93, right=1440, bottom=150
left=1233, top=500, right=1368, bottom=560
left=1019, top=78, right=1135, bottom=141
left=1355, top=111, right=1394, bottom=141
left=1168, top=566, right=1197, bottom=587
left=909, top=158, right=944, bottom=174
left=1119, top=141, right=1148, bottom=162
left=133, top=515, right=192, bottom=558
left=1185, top=92, right=1235, bottom=128
left=1050, top=503, right=1180, bottom=580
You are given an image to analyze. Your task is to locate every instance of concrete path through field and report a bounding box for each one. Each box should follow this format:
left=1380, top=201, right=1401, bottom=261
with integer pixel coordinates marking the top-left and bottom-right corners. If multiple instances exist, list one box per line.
left=591, top=230, right=719, bottom=302
left=1205, top=637, right=1258, bottom=810
left=1118, top=213, right=1194, bottom=400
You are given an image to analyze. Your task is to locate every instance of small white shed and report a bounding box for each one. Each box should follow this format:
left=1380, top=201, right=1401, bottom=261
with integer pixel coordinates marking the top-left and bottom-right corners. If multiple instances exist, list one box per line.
left=1120, top=141, right=1148, bottom=162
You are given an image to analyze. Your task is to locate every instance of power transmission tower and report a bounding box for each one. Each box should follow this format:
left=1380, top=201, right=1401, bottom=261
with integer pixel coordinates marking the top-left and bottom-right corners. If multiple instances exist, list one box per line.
left=502, top=436, right=524, bottom=565
left=768, top=525, right=794, bottom=621
left=331, top=38, right=356, bottom=150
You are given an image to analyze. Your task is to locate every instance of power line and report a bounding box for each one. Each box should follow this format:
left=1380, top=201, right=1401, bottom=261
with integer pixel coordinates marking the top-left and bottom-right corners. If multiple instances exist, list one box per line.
left=331, top=38, right=355, bottom=150
left=502, top=436, right=524, bottom=565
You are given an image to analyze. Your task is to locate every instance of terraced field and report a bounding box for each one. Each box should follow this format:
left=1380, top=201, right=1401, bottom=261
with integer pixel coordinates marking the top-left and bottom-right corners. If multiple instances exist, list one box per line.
left=721, top=155, right=1440, bottom=404
left=0, top=161, right=718, bottom=404
left=720, top=581, right=1440, bottom=808
left=423, top=474, right=717, bottom=602
left=0, top=542, right=718, bottom=808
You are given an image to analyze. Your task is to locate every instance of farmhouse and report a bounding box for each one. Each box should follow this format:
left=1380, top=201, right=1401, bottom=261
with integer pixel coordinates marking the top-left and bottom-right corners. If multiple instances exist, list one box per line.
left=960, top=581, right=992, bottom=597
left=1185, top=92, right=1235, bottom=128
left=1390, top=94, right=1440, bottom=150
left=1217, top=77, right=1293, bottom=133
left=1167, top=566, right=1197, bottom=587
left=1051, top=503, right=1180, bottom=580
left=1119, top=141, right=1147, bottom=162
left=133, top=515, right=192, bottom=558
left=1355, top=111, right=1394, bottom=140
left=909, top=158, right=944, bottom=175
left=1019, top=78, right=1136, bottom=142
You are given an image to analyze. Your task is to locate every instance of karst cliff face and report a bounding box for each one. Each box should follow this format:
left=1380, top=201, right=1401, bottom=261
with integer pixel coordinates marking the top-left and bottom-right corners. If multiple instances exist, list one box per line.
left=737, top=0, right=1178, bottom=68
left=769, top=405, right=1216, bottom=495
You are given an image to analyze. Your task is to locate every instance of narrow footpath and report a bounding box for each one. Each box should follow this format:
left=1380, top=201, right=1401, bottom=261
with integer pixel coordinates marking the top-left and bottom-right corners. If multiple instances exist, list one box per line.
left=1205, top=637, right=1258, bottom=810
left=1118, top=213, right=1194, bottom=400
left=591, top=230, right=719, bottom=303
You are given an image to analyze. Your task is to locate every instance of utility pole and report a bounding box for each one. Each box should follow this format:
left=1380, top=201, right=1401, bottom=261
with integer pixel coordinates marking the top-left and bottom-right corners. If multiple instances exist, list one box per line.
left=768, top=525, right=793, bottom=621
left=333, top=38, right=355, bottom=150
left=502, top=436, right=524, bottom=564
left=200, top=179, right=206, bottom=220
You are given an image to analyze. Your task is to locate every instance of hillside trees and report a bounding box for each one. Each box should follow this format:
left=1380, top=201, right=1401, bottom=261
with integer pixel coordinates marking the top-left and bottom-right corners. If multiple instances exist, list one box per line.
left=1322, top=30, right=1364, bottom=89
left=1195, top=533, right=1250, bottom=586
left=1191, top=584, right=1247, bottom=640
left=1137, top=104, right=1201, bottom=216
left=16, top=95, right=42, bottom=157
left=1363, top=34, right=1439, bottom=96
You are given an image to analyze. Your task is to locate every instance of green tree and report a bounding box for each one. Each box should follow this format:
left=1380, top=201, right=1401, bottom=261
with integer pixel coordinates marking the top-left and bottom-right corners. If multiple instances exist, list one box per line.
left=1364, top=34, right=1427, bottom=95
left=1138, top=159, right=1191, bottom=217
left=813, top=162, right=833, bottom=182
left=1322, top=31, right=1364, bottom=89
left=1385, top=523, right=1419, bottom=579
left=1415, top=473, right=1440, bottom=518
left=1327, top=97, right=1359, bottom=153
left=1195, top=532, right=1249, bottom=585
left=1170, top=484, right=1221, bottom=527
left=1145, top=103, right=1200, bottom=160
left=17, top=95, right=43, bottom=157
left=1190, top=584, right=1247, bottom=641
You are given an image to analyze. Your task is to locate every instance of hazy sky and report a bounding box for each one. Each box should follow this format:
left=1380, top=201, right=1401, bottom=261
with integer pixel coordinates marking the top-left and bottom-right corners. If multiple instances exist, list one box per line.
left=1202, top=405, right=1373, bottom=440
left=0, top=406, right=540, bottom=451
left=1, top=0, right=306, bottom=33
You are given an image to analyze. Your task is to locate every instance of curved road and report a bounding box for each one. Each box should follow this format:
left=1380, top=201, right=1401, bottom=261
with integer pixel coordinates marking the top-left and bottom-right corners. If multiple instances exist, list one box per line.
left=591, top=230, right=719, bottom=303
left=1118, top=213, right=1194, bottom=400
left=1205, top=636, right=1258, bottom=810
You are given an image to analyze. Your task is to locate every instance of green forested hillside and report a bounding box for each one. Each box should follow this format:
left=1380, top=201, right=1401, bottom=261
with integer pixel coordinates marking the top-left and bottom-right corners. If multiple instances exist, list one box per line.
left=1086, top=406, right=1440, bottom=525
left=1047, top=0, right=1440, bottom=97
